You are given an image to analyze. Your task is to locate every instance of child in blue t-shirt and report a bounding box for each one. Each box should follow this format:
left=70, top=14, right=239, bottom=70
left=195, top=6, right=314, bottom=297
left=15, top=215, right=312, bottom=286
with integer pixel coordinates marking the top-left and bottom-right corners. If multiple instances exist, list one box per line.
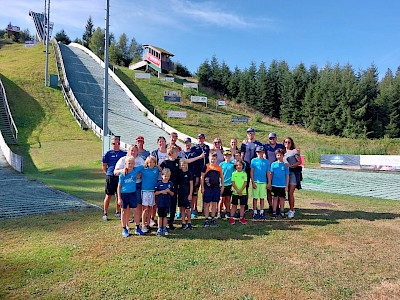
left=154, top=168, right=174, bottom=236
left=250, top=146, right=270, bottom=220
left=219, top=150, right=235, bottom=219
left=268, top=148, right=289, bottom=219
left=140, top=156, right=159, bottom=233
left=117, top=156, right=145, bottom=237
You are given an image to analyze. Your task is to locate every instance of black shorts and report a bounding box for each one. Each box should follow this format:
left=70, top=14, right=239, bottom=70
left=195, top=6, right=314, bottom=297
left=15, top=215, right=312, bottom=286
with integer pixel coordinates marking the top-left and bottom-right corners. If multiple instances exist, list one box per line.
left=231, top=195, right=247, bottom=206
left=272, top=186, right=286, bottom=198
left=178, top=193, right=191, bottom=209
left=221, top=185, right=232, bottom=197
left=105, top=175, right=119, bottom=195
left=157, top=207, right=169, bottom=218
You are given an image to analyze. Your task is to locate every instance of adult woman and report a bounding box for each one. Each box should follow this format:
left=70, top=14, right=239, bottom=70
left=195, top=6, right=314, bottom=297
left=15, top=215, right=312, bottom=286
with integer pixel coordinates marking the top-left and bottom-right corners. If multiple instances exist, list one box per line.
left=283, top=137, right=302, bottom=219
left=150, top=136, right=168, bottom=226
left=211, top=137, right=224, bottom=165
left=229, top=138, right=240, bottom=157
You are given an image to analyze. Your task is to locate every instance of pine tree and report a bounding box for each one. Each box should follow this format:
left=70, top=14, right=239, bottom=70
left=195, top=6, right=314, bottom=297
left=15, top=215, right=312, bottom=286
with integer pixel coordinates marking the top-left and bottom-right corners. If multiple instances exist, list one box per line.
left=228, top=66, right=241, bottom=100
left=196, top=59, right=212, bottom=87
left=256, top=62, right=268, bottom=113
left=219, top=61, right=232, bottom=96
left=247, top=62, right=257, bottom=108
left=82, top=16, right=94, bottom=48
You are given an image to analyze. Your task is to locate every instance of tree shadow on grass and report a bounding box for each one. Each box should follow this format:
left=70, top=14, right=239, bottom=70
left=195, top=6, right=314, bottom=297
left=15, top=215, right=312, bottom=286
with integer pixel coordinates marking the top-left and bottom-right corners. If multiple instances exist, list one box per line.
left=0, top=74, right=45, bottom=173
left=166, top=206, right=400, bottom=240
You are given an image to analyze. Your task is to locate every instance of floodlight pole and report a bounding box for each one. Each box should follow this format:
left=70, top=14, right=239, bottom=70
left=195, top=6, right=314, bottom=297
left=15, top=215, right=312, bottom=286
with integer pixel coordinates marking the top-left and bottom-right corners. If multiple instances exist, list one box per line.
left=102, top=0, right=110, bottom=155
left=44, top=0, right=50, bottom=86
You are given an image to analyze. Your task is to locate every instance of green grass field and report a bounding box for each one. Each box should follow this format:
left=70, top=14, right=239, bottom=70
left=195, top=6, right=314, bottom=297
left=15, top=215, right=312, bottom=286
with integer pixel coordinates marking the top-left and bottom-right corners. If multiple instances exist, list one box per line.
left=0, top=42, right=399, bottom=300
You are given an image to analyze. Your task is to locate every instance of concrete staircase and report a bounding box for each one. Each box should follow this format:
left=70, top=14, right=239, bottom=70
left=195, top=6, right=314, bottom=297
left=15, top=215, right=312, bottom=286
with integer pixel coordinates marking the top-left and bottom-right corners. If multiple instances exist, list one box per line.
left=0, top=82, right=17, bottom=145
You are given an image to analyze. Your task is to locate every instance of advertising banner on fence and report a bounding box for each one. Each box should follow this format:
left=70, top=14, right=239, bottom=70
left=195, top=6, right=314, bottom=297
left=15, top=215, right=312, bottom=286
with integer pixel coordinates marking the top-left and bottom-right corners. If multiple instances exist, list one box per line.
left=320, top=155, right=360, bottom=169
left=167, top=110, right=187, bottom=118
left=360, top=155, right=400, bottom=171
left=231, top=116, right=249, bottom=123
left=135, top=73, right=150, bottom=79
left=164, top=90, right=181, bottom=102
left=164, top=77, right=175, bottom=82
left=183, top=82, right=198, bottom=90
left=190, top=96, right=207, bottom=103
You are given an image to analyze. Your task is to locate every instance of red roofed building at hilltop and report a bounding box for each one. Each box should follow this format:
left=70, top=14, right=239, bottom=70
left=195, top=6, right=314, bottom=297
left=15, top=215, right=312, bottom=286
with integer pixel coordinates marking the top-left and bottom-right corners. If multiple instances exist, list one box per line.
left=129, top=45, right=174, bottom=75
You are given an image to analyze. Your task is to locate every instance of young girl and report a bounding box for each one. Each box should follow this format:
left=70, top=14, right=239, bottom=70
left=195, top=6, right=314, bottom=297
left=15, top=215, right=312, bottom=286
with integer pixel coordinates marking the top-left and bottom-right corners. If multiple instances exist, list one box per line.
left=140, top=156, right=159, bottom=233
left=230, top=160, right=248, bottom=225
left=178, top=159, right=194, bottom=230
left=219, top=150, right=234, bottom=219
left=117, top=156, right=145, bottom=237
left=268, top=148, right=289, bottom=219
left=154, top=168, right=174, bottom=236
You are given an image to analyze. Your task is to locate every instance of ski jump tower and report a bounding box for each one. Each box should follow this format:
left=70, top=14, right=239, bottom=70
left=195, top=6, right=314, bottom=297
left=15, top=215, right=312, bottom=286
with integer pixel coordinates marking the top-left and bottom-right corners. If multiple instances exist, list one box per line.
left=29, top=10, right=53, bottom=43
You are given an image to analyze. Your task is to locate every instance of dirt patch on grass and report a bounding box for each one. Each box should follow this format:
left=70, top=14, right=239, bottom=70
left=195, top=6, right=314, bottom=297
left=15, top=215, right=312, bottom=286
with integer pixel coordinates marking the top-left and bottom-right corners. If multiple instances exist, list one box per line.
left=353, top=279, right=400, bottom=299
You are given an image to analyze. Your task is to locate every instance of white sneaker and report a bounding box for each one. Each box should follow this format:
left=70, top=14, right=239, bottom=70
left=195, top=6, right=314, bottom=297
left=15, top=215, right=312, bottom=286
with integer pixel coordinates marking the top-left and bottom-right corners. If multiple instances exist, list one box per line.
left=142, top=226, right=149, bottom=233
left=287, top=210, right=295, bottom=219
left=102, top=214, right=108, bottom=221
left=149, top=219, right=156, bottom=227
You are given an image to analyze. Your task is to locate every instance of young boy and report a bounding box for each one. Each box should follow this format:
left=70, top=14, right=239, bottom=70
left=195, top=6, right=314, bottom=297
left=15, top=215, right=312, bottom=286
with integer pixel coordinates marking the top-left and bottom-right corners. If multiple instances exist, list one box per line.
left=117, top=156, right=145, bottom=237
left=178, top=159, right=194, bottom=230
left=161, top=146, right=204, bottom=230
left=268, top=148, right=289, bottom=219
left=201, top=151, right=224, bottom=227
left=250, top=146, right=270, bottom=220
left=154, top=168, right=174, bottom=236
left=232, top=152, right=248, bottom=218
left=230, top=160, right=248, bottom=225
left=219, top=150, right=235, bottom=219
left=140, top=156, right=159, bottom=233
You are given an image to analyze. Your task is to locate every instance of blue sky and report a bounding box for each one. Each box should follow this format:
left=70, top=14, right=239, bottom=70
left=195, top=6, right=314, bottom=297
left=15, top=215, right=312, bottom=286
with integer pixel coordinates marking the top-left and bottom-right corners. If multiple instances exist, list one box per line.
left=2, top=0, right=400, bottom=78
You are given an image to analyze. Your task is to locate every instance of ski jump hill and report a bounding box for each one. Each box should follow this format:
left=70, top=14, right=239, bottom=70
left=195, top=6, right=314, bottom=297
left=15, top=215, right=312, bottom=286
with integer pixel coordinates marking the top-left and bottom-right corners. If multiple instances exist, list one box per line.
left=56, top=42, right=189, bottom=151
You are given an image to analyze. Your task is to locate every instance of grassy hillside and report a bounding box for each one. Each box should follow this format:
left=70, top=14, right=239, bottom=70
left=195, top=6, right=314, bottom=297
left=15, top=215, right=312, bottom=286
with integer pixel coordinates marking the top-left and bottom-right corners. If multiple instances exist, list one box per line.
left=116, top=67, right=400, bottom=163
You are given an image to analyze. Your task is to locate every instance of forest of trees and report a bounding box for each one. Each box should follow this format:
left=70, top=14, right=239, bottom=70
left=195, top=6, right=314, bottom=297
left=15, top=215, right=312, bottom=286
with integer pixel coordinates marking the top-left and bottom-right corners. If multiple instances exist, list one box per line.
left=197, top=56, right=400, bottom=139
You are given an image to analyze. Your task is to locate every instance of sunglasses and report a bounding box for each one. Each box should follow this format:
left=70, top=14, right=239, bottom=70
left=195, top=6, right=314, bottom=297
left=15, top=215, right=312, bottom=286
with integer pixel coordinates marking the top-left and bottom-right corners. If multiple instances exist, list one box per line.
left=112, top=142, right=120, bottom=145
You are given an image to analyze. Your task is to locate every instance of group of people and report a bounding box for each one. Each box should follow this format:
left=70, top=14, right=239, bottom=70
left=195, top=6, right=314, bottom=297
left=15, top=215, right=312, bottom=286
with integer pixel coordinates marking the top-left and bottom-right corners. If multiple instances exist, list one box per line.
left=101, top=128, right=303, bottom=237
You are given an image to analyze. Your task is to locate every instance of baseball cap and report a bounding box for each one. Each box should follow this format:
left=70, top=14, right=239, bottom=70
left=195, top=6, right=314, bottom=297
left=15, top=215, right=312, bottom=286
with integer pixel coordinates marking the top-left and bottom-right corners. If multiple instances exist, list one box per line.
left=268, top=132, right=277, bottom=139
left=223, top=150, right=232, bottom=155
left=136, top=136, right=144, bottom=141
left=246, top=127, right=255, bottom=133
left=184, top=137, right=192, bottom=143
left=256, top=146, right=265, bottom=152
left=198, top=133, right=205, bottom=138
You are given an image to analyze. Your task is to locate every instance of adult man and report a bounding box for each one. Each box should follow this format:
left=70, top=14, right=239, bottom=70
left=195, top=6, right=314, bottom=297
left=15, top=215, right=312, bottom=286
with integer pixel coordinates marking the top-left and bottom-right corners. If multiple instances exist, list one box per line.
left=167, top=132, right=182, bottom=151
left=135, top=136, right=150, bottom=160
left=190, top=133, right=210, bottom=215
left=179, top=137, right=198, bottom=218
left=102, top=136, right=126, bottom=221
left=240, top=128, right=262, bottom=210
left=263, top=132, right=284, bottom=213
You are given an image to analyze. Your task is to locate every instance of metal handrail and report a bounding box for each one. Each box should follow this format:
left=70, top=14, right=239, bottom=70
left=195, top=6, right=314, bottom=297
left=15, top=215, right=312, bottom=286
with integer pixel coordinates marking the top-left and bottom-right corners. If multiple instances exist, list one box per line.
left=0, top=78, right=18, bottom=142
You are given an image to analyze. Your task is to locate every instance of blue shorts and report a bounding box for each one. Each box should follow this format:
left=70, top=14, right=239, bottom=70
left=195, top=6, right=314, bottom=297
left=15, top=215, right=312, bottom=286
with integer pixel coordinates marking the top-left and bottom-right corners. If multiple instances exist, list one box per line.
left=203, top=188, right=220, bottom=203
left=120, top=192, right=138, bottom=209
left=289, top=172, right=296, bottom=185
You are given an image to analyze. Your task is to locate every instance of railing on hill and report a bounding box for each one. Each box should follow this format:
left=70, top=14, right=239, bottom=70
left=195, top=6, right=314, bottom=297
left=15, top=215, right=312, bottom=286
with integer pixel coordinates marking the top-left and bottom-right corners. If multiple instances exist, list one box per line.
left=0, top=79, right=23, bottom=172
left=68, top=43, right=200, bottom=147
left=53, top=41, right=103, bottom=138
left=0, top=78, right=18, bottom=143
